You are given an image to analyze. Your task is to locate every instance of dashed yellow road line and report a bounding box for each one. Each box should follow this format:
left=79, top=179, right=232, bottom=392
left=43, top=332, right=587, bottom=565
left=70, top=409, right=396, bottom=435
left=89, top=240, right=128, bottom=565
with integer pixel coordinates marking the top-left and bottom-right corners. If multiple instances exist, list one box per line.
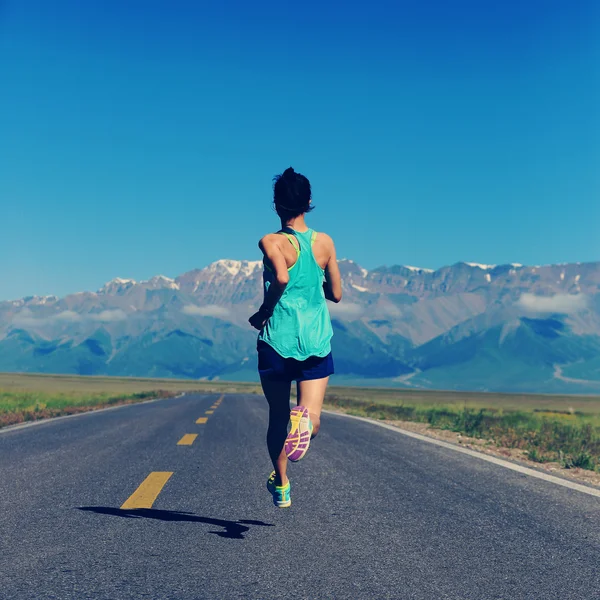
left=121, top=472, right=173, bottom=509
left=196, top=417, right=208, bottom=424
left=210, top=405, right=218, bottom=409
left=177, top=434, right=198, bottom=446
left=205, top=410, right=214, bottom=414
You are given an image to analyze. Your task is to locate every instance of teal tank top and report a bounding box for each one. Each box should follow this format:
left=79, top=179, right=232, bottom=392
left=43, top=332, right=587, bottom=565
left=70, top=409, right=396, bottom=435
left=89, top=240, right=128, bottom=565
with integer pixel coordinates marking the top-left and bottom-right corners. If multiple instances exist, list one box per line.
left=258, top=227, right=333, bottom=360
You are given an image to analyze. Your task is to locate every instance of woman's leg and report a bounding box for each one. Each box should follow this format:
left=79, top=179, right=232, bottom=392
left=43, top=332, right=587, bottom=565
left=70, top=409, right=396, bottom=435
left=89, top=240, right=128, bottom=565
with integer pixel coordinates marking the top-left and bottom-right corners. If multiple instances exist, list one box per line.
left=260, top=376, right=292, bottom=486
left=296, top=376, right=329, bottom=438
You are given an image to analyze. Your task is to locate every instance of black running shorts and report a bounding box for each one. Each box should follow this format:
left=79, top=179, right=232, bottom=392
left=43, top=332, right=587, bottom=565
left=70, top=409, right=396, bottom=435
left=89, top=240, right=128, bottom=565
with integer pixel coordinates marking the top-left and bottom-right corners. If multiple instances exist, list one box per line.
left=257, top=341, right=334, bottom=382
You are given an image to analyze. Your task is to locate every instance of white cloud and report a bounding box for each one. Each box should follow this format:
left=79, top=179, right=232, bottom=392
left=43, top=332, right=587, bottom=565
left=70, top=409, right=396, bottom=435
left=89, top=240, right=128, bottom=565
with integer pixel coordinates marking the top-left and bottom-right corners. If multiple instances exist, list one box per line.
left=329, top=301, right=402, bottom=320
left=517, top=293, right=588, bottom=314
left=91, top=309, right=127, bottom=322
left=11, top=308, right=37, bottom=327
left=12, top=309, right=81, bottom=326
left=54, top=310, right=82, bottom=322
left=11, top=309, right=127, bottom=327
left=378, top=303, right=402, bottom=318
left=328, top=303, right=365, bottom=319
left=182, top=304, right=230, bottom=318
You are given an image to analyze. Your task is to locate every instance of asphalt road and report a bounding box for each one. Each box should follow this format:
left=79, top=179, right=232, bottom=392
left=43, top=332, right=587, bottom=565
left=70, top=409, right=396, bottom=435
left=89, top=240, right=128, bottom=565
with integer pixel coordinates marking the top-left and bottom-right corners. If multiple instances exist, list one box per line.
left=1, top=393, right=599, bottom=600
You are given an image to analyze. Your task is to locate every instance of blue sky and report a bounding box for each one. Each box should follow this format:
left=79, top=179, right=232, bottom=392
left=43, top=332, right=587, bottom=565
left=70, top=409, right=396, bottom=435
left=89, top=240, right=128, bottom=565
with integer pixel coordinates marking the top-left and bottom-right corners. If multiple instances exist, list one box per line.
left=1, top=0, right=598, bottom=300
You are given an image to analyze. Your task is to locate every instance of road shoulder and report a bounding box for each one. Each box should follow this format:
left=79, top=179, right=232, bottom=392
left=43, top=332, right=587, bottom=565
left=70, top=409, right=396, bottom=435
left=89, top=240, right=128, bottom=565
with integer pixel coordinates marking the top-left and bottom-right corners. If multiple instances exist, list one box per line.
left=324, top=407, right=600, bottom=495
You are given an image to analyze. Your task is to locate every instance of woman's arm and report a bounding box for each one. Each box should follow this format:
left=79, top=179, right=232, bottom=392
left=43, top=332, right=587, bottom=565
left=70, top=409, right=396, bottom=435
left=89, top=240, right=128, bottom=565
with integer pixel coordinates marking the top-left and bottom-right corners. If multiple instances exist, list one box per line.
left=249, top=235, right=289, bottom=330
left=322, top=236, right=342, bottom=303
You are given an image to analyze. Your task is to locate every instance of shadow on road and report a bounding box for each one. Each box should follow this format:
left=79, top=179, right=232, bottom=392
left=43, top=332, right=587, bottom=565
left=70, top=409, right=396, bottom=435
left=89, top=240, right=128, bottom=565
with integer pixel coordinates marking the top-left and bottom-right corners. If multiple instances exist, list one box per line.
left=77, top=506, right=274, bottom=540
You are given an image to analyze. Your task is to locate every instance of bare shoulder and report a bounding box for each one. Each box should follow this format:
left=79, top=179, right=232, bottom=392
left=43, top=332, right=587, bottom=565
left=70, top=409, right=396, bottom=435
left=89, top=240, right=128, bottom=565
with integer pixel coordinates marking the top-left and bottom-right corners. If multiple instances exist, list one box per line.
left=312, top=230, right=337, bottom=269
left=314, top=231, right=335, bottom=247
left=258, top=233, right=283, bottom=251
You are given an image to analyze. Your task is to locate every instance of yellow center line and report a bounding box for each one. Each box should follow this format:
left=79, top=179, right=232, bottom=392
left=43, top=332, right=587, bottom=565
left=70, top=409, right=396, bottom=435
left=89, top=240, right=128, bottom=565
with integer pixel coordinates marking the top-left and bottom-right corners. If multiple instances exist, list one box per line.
left=205, top=410, right=214, bottom=414
left=196, top=417, right=208, bottom=424
left=121, top=472, right=173, bottom=510
left=177, top=434, right=198, bottom=446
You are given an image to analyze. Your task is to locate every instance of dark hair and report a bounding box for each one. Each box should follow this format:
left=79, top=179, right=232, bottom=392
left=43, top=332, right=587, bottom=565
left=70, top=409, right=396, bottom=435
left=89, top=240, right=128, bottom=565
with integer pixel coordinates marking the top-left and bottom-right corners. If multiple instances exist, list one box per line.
left=273, top=167, right=314, bottom=218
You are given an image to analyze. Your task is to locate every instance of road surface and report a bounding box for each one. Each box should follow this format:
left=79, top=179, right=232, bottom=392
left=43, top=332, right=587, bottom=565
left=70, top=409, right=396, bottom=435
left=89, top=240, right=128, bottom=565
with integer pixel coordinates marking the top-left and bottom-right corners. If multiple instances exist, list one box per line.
left=1, top=393, right=599, bottom=599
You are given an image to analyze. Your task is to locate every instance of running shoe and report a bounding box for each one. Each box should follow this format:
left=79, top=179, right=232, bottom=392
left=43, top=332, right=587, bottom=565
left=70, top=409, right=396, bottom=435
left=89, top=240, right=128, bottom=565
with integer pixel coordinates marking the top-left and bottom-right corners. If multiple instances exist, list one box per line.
left=267, top=472, right=291, bottom=508
left=273, top=482, right=291, bottom=508
left=285, top=406, right=312, bottom=462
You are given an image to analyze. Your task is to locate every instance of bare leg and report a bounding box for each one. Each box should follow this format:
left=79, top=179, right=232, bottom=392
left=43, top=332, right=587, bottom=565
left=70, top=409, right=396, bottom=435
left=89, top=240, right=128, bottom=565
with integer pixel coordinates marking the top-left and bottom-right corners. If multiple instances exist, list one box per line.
left=260, top=376, right=291, bottom=486
left=297, top=377, right=329, bottom=438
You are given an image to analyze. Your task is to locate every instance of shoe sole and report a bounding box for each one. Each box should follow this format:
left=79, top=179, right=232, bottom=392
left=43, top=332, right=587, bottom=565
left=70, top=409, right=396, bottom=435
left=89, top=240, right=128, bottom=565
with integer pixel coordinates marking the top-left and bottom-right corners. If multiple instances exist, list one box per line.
left=285, top=406, right=311, bottom=462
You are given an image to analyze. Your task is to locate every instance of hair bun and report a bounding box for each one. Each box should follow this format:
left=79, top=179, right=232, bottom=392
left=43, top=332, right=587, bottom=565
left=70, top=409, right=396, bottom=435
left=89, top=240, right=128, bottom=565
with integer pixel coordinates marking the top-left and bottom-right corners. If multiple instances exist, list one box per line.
left=272, top=167, right=313, bottom=217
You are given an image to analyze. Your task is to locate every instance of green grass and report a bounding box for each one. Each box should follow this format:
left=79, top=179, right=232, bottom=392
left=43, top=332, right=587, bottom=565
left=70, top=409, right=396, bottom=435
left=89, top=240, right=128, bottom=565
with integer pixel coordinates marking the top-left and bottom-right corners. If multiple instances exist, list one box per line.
left=324, top=385, right=600, bottom=413
left=324, top=388, right=600, bottom=471
left=0, top=389, right=166, bottom=427
left=0, top=373, right=262, bottom=428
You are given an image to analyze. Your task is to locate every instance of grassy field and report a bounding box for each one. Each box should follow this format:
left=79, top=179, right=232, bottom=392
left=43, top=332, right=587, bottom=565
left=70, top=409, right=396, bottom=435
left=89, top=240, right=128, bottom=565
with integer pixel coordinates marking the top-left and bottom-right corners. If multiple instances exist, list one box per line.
left=0, top=373, right=261, bottom=428
left=2, top=373, right=600, bottom=472
left=324, top=387, right=600, bottom=471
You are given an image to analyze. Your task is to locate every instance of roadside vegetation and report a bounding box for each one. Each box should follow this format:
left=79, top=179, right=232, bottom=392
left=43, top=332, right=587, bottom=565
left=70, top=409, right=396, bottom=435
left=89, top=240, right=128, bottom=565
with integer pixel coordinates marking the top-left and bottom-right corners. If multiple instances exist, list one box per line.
left=0, top=373, right=260, bottom=428
left=324, top=388, right=600, bottom=472
left=0, top=389, right=172, bottom=428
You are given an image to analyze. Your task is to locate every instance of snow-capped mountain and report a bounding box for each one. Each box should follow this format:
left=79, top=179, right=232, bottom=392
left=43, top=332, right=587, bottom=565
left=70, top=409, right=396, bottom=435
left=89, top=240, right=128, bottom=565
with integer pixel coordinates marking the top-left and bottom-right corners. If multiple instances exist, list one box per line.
left=98, top=275, right=179, bottom=295
left=98, top=278, right=138, bottom=295
left=1, top=259, right=599, bottom=393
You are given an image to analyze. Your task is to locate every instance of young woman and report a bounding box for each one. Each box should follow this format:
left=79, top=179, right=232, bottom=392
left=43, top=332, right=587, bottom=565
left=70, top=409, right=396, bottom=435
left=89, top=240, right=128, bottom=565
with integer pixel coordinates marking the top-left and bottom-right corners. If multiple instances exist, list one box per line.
left=249, top=167, right=342, bottom=508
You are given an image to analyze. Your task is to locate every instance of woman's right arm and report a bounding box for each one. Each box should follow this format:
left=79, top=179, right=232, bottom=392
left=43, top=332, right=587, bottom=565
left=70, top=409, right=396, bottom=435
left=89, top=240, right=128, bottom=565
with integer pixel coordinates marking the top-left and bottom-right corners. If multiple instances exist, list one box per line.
left=323, top=235, right=342, bottom=303
left=249, top=235, right=289, bottom=330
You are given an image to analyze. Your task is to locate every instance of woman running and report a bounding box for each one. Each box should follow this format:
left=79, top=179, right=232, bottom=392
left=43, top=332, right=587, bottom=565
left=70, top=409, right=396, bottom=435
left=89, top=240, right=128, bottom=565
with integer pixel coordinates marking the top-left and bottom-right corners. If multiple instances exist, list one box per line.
left=249, top=167, right=342, bottom=508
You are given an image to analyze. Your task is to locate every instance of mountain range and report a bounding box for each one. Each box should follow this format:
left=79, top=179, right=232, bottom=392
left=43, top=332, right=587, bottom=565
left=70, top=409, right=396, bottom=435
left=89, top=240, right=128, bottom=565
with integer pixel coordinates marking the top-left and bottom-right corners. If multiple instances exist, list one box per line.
left=2, top=259, right=599, bottom=393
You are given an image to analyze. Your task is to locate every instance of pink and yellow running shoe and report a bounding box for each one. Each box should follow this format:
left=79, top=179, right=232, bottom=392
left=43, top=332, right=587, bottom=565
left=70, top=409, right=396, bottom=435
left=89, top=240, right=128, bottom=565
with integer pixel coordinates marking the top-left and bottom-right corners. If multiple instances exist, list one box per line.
left=285, top=406, right=313, bottom=462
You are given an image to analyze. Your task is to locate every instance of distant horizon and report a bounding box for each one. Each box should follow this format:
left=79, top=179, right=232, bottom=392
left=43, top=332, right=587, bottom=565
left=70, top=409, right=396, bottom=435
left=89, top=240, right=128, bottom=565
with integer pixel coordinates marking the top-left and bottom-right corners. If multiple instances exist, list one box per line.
left=4, top=256, right=598, bottom=302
